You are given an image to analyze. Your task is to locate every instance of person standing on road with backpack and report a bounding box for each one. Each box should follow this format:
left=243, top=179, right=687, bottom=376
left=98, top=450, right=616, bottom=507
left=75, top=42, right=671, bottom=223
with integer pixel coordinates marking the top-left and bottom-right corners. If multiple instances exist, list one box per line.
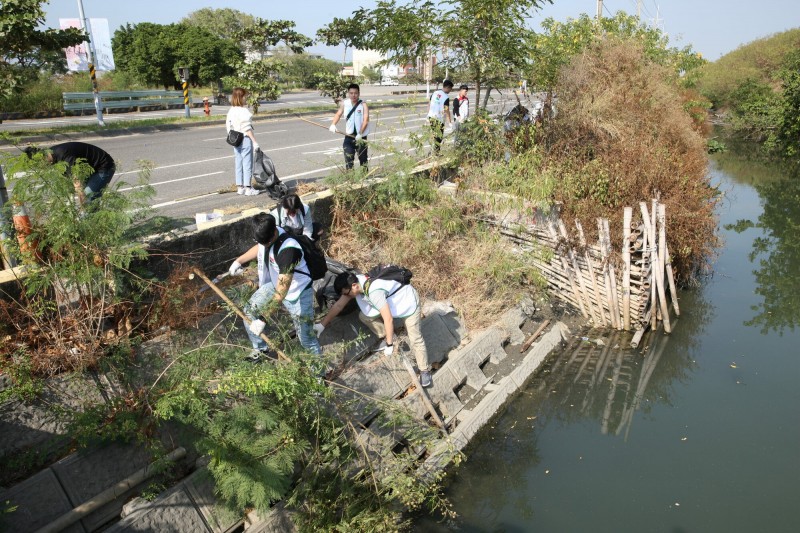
left=427, top=79, right=453, bottom=154
left=314, top=269, right=433, bottom=387
left=228, top=213, right=321, bottom=362
left=329, top=83, right=369, bottom=170
left=226, top=87, right=262, bottom=196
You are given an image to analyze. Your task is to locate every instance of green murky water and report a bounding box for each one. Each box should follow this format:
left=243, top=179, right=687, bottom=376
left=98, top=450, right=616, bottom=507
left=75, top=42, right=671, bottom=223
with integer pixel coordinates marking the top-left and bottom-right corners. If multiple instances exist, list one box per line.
left=421, top=156, right=800, bottom=532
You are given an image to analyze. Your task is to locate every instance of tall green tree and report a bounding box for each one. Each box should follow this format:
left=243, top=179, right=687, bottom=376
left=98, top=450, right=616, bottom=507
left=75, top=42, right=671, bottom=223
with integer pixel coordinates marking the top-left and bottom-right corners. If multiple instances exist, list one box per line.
left=0, top=0, right=85, bottom=98
left=112, top=23, right=242, bottom=89
left=225, top=19, right=311, bottom=111
left=529, top=12, right=705, bottom=93
left=235, top=18, right=311, bottom=60
left=316, top=16, right=365, bottom=66
left=776, top=50, right=800, bottom=158
left=180, top=7, right=256, bottom=42
left=346, top=0, right=552, bottom=108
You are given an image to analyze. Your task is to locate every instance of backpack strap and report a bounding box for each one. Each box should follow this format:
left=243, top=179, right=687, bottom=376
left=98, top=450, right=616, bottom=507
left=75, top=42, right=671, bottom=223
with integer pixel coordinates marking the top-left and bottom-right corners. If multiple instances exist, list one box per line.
left=271, top=232, right=310, bottom=278
left=345, top=99, right=362, bottom=122
left=363, top=276, right=403, bottom=299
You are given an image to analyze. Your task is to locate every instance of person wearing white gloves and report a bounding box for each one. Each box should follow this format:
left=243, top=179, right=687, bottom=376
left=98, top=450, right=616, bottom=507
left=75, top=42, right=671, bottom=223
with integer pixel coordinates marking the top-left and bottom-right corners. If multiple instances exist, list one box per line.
left=314, top=271, right=432, bottom=388
left=228, top=213, right=321, bottom=363
left=329, top=83, right=369, bottom=170
left=226, top=87, right=262, bottom=196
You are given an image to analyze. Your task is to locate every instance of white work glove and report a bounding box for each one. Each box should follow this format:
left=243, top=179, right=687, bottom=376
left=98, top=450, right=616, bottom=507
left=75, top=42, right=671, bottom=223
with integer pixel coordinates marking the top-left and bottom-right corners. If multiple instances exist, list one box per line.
left=248, top=319, right=266, bottom=336
left=253, top=142, right=260, bottom=152
left=355, top=133, right=362, bottom=141
left=329, top=123, right=337, bottom=133
left=228, top=261, right=243, bottom=276
left=313, top=323, right=325, bottom=336
left=383, top=342, right=395, bottom=357
left=445, top=123, right=454, bottom=133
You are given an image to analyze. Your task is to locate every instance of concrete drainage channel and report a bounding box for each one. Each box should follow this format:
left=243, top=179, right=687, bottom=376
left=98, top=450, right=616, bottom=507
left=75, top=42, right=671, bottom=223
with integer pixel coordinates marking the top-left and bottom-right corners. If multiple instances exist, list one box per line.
left=0, top=184, right=571, bottom=532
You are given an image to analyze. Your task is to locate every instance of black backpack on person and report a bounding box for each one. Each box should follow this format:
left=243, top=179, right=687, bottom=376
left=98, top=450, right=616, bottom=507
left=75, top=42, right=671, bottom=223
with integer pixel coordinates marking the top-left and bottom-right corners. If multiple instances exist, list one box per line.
left=452, top=97, right=461, bottom=117
left=271, top=232, right=328, bottom=281
left=364, top=264, right=413, bottom=297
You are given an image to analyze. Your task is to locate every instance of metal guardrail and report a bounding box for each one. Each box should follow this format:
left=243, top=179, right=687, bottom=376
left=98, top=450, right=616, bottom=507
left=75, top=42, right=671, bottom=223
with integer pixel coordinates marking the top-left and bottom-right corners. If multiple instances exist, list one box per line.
left=63, top=90, right=184, bottom=113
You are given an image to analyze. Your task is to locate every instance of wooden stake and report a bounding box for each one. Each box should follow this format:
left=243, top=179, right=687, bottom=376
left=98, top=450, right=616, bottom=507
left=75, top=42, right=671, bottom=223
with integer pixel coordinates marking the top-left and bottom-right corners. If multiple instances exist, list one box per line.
left=597, top=218, right=619, bottom=329
left=576, top=220, right=607, bottom=327
left=520, top=319, right=552, bottom=353
left=191, top=267, right=290, bottom=362
left=655, top=204, right=672, bottom=333
left=661, top=211, right=680, bottom=316
left=401, top=355, right=446, bottom=431
left=603, top=218, right=622, bottom=330
left=548, top=219, right=588, bottom=318
left=622, top=207, right=632, bottom=331
left=559, top=219, right=595, bottom=323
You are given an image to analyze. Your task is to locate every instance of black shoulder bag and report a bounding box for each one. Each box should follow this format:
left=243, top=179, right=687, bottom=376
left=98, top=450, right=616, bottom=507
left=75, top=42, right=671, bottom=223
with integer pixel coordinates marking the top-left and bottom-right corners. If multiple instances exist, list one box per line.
left=226, top=118, right=244, bottom=147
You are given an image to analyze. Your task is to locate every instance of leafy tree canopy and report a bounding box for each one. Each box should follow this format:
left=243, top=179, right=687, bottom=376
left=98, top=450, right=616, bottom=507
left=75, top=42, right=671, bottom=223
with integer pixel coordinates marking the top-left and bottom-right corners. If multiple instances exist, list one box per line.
left=180, top=7, right=256, bottom=41
left=236, top=18, right=311, bottom=59
left=530, top=11, right=704, bottom=93
left=112, top=22, right=243, bottom=89
left=340, top=0, right=552, bottom=108
left=0, top=0, right=85, bottom=97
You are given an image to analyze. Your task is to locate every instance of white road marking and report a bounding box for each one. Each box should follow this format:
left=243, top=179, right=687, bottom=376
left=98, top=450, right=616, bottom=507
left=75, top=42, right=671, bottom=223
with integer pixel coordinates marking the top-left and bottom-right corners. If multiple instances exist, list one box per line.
left=201, top=129, right=287, bottom=142
left=118, top=171, right=224, bottom=191
left=115, top=155, right=233, bottom=176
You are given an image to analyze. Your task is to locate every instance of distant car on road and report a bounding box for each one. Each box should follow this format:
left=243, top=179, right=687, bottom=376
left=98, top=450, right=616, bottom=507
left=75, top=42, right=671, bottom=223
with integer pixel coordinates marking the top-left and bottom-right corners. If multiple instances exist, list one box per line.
left=380, top=79, right=399, bottom=86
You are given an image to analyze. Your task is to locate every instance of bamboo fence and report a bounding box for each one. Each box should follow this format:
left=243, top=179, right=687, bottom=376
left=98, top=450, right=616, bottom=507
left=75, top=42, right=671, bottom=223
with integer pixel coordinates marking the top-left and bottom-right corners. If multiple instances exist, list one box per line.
left=484, top=197, right=679, bottom=343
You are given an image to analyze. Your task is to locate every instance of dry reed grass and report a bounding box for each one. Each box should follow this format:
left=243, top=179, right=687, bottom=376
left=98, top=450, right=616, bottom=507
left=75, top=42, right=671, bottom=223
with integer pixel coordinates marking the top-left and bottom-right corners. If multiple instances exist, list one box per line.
left=326, top=197, right=542, bottom=329
left=542, top=38, right=719, bottom=282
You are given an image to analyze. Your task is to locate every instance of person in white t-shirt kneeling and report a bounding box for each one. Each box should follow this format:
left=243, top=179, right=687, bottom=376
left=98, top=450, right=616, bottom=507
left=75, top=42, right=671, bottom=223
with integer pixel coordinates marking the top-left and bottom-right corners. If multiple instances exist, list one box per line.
left=313, top=271, right=432, bottom=387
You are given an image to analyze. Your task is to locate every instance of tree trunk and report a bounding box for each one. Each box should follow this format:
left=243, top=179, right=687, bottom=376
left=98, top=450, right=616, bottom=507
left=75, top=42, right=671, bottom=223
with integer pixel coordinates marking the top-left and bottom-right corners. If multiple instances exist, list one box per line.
left=482, top=84, right=493, bottom=109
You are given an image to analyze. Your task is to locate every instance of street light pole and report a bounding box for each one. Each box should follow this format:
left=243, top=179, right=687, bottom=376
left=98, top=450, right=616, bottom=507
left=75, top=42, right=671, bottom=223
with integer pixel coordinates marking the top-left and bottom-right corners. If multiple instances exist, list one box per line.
left=77, top=0, right=105, bottom=127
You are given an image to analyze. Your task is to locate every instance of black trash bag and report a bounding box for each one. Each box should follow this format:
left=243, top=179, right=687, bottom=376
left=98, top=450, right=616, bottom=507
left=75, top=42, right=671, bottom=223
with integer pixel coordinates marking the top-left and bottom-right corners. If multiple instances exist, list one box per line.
left=252, top=148, right=289, bottom=199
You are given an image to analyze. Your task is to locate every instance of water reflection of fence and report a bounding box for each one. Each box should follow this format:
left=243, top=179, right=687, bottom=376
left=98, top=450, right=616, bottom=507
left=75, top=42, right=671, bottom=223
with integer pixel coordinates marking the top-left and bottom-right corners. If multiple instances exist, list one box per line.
left=488, top=197, right=679, bottom=342
left=532, top=327, right=669, bottom=439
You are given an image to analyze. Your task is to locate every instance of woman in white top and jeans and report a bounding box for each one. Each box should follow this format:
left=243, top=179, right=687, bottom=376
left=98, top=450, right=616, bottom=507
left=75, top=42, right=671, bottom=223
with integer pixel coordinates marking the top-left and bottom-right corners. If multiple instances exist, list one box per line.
left=226, top=87, right=261, bottom=196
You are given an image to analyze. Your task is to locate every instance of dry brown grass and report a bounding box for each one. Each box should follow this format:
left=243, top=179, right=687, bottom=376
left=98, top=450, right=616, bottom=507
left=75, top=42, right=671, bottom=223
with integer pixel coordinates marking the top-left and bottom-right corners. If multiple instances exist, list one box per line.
left=543, top=38, right=719, bottom=282
left=326, top=196, right=542, bottom=329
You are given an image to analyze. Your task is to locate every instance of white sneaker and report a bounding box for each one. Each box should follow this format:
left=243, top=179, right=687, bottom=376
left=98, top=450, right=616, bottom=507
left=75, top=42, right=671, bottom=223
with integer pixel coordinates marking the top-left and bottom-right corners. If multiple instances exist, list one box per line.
left=247, top=187, right=263, bottom=196
left=237, top=186, right=245, bottom=195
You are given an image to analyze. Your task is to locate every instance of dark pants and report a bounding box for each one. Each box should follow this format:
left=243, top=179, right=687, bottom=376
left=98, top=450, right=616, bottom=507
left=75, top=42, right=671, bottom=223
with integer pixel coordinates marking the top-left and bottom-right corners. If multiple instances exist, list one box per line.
left=84, top=165, right=115, bottom=202
left=429, top=118, right=444, bottom=154
left=343, top=135, right=368, bottom=169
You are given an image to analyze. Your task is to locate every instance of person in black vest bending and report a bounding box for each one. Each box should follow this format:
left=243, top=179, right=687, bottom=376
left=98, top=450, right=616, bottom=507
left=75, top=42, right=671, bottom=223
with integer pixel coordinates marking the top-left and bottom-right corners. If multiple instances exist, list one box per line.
left=329, top=83, right=370, bottom=170
left=25, top=142, right=115, bottom=204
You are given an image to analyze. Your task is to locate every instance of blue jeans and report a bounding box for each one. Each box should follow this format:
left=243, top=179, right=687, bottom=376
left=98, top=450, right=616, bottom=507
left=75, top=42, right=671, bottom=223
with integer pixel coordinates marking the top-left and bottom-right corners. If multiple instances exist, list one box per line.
left=84, top=166, right=115, bottom=201
left=234, top=137, right=253, bottom=187
left=243, top=283, right=321, bottom=355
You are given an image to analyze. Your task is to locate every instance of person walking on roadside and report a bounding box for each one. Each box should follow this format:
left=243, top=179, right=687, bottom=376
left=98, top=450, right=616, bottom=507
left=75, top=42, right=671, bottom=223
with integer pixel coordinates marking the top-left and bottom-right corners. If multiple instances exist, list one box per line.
left=453, top=84, right=470, bottom=136
left=24, top=142, right=115, bottom=205
left=427, top=79, right=453, bottom=154
left=228, top=213, right=321, bottom=362
left=314, top=271, right=433, bottom=387
left=226, top=87, right=262, bottom=196
left=329, top=83, right=369, bottom=170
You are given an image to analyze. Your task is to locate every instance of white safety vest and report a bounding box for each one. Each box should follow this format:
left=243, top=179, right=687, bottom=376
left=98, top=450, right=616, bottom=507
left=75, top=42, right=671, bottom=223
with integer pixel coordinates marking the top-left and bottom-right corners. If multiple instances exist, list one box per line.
left=256, top=229, right=311, bottom=302
left=344, top=99, right=367, bottom=136
left=355, top=274, right=419, bottom=319
left=427, top=89, right=449, bottom=122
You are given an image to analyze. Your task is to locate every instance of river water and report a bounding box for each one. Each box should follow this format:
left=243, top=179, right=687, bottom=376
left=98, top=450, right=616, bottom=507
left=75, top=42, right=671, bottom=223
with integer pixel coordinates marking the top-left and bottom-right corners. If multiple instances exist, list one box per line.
left=421, top=155, right=800, bottom=532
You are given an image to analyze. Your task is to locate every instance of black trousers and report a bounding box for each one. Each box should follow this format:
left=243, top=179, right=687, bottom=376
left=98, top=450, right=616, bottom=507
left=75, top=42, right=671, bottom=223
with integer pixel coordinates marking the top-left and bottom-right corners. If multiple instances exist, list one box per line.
left=429, top=118, right=444, bottom=153
left=343, top=135, right=368, bottom=169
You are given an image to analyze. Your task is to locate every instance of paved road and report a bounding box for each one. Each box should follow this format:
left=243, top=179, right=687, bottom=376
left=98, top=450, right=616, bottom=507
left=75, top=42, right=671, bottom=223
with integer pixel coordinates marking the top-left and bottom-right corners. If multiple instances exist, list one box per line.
left=0, top=85, right=430, bottom=133
left=1, top=89, right=530, bottom=225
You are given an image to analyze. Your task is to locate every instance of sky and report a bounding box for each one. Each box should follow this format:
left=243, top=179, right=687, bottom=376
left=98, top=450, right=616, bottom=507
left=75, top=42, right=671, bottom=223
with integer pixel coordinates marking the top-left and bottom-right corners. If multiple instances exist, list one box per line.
left=43, top=0, right=799, bottom=62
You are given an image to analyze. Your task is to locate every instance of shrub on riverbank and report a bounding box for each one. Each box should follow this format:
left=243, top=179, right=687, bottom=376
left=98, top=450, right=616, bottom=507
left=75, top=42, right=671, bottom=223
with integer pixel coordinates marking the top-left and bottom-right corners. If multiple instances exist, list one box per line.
left=457, top=39, right=719, bottom=284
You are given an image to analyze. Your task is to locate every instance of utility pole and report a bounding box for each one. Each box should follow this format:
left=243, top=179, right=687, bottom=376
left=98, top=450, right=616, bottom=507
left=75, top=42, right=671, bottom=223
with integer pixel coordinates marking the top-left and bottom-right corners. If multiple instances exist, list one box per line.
left=637, top=0, right=642, bottom=19
left=596, top=0, right=603, bottom=20
left=77, top=0, right=104, bottom=127
left=178, top=67, right=191, bottom=118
